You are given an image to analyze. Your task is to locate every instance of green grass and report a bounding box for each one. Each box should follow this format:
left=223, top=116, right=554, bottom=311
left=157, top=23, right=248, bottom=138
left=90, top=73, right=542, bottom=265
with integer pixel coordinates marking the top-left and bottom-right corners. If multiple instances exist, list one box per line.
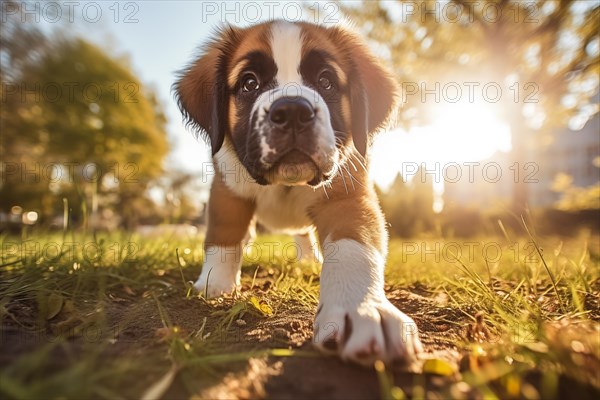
left=1, top=226, right=598, bottom=399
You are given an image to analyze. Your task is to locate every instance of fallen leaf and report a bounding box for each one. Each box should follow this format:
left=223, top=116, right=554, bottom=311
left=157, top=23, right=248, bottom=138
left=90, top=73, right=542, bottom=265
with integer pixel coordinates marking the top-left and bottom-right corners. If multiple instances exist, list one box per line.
left=249, top=296, right=273, bottom=316
left=422, top=358, right=457, bottom=376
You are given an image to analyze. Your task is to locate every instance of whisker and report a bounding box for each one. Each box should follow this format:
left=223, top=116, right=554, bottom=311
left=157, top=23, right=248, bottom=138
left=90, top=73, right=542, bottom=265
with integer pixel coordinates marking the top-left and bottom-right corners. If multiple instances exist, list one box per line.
left=347, top=158, right=359, bottom=172
left=351, top=152, right=368, bottom=173
left=322, top=185, right=329, bottom=199
left=333, top=131, right=349, bottom=149
left=342, top=165, right=356, bottom=191
left=339, top=164, right=349, bottom=194
left=344, top=164, right=366, bottom=189
left=331, top=130, right=369, bottom=171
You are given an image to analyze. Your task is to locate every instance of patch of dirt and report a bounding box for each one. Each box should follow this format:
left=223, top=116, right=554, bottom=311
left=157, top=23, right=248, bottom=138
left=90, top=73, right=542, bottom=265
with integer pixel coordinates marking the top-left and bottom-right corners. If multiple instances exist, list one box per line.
left=8, top=278, right=598, bottom=399
left=1, top=284, right=470, bottom=399
left=387, top=288, right=465, bottom=359
left=162, top=287, right=466, bottom=399
left=198, top=358, right=284, bottom=399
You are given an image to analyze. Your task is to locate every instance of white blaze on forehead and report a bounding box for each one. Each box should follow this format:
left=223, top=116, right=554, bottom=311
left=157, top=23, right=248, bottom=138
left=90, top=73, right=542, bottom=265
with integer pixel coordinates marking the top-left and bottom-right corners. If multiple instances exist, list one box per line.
left=270, top=21, right=303, bottom=85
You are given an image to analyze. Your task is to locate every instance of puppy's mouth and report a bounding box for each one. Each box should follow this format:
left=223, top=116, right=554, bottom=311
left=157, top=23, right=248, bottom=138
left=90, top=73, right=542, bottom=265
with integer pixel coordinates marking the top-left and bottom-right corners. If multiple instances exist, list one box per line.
left=264, top=149, right=325, bottom=186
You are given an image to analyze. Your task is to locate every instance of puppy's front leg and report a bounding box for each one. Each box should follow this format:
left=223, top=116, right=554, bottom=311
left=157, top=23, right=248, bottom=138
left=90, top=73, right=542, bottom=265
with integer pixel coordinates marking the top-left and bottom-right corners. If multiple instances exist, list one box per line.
left=312, top=186, right=422, bottom=366
left=194, top=175, right=255, bottom=297
left=294, top=230, right=323, bottom=263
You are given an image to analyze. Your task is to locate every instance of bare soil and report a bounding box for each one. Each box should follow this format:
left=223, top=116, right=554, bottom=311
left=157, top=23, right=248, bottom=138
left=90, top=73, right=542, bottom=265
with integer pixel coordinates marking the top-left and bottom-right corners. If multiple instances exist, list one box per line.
left=2, top=282, right=469, bottom=399
left=3, top=272, right=599, bottom=399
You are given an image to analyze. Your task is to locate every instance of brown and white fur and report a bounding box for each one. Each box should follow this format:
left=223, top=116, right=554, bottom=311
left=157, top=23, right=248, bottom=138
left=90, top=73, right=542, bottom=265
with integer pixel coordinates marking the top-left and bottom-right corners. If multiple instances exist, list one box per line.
left=175, top=20, right=422, bottom=366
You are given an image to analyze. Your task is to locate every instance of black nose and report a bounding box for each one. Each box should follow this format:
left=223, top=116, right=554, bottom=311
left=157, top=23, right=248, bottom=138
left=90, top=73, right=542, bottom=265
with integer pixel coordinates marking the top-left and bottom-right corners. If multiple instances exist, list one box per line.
left=268, top=97, right=315, bottom=130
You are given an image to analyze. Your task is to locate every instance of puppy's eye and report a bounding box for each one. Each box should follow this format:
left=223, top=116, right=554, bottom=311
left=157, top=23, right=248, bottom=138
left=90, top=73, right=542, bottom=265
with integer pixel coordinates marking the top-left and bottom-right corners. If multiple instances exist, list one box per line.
left=318, top=72, right=333, bottom=91
left=242, top=75, right=259, bottom=92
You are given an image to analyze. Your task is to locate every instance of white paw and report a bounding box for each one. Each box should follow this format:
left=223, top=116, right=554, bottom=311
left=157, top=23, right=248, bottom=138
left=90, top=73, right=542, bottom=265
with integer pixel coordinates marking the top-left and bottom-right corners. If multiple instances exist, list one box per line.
left=193, top=266, right=240, bottom=298
left=313, top=296, right=422, bottom=366
left=194, top=245, right=241, bottom=298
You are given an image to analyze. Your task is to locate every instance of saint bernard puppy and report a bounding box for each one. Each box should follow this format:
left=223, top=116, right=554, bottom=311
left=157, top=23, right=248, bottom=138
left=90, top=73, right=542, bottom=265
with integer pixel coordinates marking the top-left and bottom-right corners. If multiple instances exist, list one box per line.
left=175, top=20, right=422, bottom=366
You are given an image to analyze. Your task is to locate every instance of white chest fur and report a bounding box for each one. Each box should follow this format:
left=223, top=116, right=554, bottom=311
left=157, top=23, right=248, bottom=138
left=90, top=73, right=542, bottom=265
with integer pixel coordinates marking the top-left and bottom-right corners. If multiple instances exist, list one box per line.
left=254, top=185, right=316, bottom=234
left=213, top=141, right=318, bottom=234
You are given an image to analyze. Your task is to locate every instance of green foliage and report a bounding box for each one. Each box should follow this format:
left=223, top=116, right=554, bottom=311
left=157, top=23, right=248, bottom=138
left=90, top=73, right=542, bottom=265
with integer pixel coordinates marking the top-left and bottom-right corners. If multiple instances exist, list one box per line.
left=342, top=0, right=599, bottom=130
left=151, top=169, right=206, bottom=225
left=1, top=26, right=169, bottom=225
left=378, top=169, right=436, bottom=237
left=552, top=173, right=600, bottom=210
left=340, top=0, right=600, bottom=212
left=556, top=184, right=600, bottom=210
left=13, top=38, right=168, bottom=177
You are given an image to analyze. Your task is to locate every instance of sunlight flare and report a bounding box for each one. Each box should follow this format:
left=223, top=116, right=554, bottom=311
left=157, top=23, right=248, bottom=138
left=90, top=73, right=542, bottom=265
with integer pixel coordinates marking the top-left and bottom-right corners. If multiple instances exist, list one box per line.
left=370, top=102, right=512, bottom=190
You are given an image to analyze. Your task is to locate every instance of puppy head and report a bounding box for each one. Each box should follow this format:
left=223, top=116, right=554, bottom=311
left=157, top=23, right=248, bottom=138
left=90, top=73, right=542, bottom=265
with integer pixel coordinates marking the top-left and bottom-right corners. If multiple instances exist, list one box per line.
left=174, top=20, right=398, bottom=187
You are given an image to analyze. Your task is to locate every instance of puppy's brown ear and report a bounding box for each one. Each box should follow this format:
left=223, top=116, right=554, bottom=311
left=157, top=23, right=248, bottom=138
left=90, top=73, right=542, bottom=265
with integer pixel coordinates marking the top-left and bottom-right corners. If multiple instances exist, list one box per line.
left=331, top=28, right=399, bottom=157
left=174, top=27, right=239, bottom=155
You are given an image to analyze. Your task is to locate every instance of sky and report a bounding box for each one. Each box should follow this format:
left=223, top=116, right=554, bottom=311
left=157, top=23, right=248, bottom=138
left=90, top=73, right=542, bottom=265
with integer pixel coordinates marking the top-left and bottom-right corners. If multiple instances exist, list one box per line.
left=44, top=0, right=512, bottom=195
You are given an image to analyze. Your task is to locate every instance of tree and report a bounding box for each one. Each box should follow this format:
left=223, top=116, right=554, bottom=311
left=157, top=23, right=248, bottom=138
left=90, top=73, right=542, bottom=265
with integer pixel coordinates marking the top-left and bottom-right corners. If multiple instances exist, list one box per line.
left=16, top=38, right=168, bottom=179
left=1, top=14, right=169, bottom=227
left=412, top=166, right=436, bottom=233
left=1, top=1, right=58, bottom=221
left=379, top=173, right=415, bottom=236
left=341, top=0, right=599, bottom=215
left=551, top=172, right=600, bottom=210
left=150, top=169, right=206, bottom=225
left=378, top=171, right=435, bottom=237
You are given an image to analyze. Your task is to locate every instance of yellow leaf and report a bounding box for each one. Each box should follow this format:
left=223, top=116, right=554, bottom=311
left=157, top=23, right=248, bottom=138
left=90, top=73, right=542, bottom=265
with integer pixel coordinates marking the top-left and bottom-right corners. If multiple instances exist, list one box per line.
left=422, top=358, right=457, bottom=376
left=259, top=302, right=273, bottom=316
left=270, top=348, right=295, bottom=357
left=248, top=296, right=273, bottom=316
